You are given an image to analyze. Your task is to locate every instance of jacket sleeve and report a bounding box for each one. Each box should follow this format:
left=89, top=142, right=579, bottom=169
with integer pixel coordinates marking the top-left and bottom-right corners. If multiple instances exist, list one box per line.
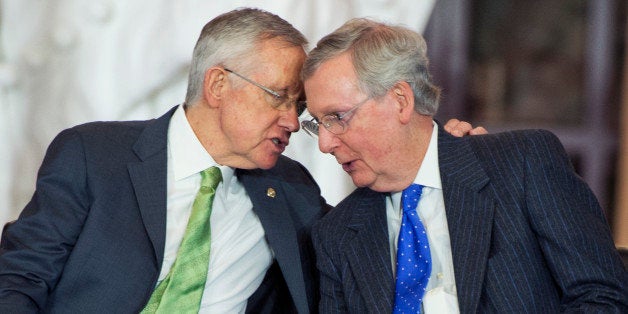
left=522, top=130, right=628, bottom=311
left=311, top=221, right=349, bottom=314
left=0, top=128, right=91, bottom=312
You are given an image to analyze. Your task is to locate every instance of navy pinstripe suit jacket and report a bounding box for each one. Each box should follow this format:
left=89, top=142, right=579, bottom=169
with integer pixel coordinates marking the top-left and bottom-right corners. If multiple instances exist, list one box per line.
left=313, top=125, right=628, bottom=313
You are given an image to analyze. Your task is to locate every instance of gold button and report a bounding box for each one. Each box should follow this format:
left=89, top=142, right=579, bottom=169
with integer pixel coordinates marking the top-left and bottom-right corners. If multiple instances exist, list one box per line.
left=437, top=273, right=444, bottom=279
left=266, top=188, right=276, bottom=198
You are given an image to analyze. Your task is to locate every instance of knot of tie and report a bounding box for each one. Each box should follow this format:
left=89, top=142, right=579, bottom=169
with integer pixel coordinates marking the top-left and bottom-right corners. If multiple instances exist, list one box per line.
left=402, top=183, right=423, bottom=213
left=200, top=166, right=222, bottom=194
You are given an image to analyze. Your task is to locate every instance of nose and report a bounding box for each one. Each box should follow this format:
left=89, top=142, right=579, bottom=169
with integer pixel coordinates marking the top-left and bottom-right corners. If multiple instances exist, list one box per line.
left=317, top=126, right=338, bottom=154
left=278, top=108, right=300, bottom=132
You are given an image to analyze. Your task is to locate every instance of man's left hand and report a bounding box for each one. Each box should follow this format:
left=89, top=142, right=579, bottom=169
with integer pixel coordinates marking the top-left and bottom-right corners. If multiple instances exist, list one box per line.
left=444, top=119, right=487, bottom=137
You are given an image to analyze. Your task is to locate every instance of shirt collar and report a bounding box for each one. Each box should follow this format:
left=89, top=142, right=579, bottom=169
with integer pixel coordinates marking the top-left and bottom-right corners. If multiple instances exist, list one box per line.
left=390, top=121, right=442, bottom=210
left=414, top=121, right=442, bottom=190
left=168, top=105, right=235, bottom=183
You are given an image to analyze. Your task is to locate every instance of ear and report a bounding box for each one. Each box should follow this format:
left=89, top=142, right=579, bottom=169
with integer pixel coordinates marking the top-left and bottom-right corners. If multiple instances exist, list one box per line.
left=392, top=81, right=415, bottom=124
left=202, top=67, right=228, bottom=107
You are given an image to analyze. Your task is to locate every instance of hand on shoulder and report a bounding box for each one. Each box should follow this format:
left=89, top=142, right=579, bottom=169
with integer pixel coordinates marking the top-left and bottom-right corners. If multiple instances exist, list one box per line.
left=444, top=119, right=488, bottom=137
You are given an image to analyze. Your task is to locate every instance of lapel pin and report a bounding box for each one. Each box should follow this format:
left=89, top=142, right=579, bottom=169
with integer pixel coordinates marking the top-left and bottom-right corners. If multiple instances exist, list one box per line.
left=266, top=187, right=276, bottom=198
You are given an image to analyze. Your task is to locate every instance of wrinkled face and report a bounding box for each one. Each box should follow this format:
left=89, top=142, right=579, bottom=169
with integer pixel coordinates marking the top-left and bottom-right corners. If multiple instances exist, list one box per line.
left=304, top=53, right=406, bottom=191
left=220, top=38, right=306, bottom=169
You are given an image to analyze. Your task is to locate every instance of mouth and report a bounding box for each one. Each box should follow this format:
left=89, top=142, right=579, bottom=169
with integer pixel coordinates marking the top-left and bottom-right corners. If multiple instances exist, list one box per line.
left=271, top=137, right=289, bottom=151
left=340, top=159, right=356, bottom=173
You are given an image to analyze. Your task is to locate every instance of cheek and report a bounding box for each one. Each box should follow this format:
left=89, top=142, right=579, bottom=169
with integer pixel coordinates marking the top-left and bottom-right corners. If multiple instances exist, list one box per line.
left=223, top=100, right=275, bottom=136
left=342, top=133, right=390, bottom=169
left=349, top=119, right=396, bottom=161
left=220, top=112, right=259, bottom=151
left=225, top=116, right=267, bottom=145
left=364, top=143, right=393, bottom=170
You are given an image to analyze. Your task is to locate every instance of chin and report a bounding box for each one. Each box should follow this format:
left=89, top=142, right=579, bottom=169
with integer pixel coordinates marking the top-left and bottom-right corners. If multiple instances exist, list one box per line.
left=349, top=174, right=374, bottom=189
left=254, top=156, right=280, bottom=170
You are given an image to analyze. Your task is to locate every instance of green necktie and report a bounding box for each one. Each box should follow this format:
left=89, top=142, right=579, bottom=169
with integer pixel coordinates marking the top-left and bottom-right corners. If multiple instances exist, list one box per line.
left=142, top=166, right=222, bottom=313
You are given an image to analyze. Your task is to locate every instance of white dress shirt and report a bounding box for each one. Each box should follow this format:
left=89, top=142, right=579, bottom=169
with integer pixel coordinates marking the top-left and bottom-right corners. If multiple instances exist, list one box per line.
left=161, top=105, right=273, bottom=313
left=386, top=122, right=460, bottom=313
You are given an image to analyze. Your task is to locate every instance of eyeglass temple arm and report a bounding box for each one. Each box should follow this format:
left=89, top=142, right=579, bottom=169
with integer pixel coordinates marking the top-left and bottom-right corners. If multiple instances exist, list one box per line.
left=223, top=68, right=282, bottom=98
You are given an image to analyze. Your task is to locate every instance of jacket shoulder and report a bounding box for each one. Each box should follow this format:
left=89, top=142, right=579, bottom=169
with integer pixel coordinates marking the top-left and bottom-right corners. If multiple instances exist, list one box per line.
left=466, top=129, right=569, bottom=166
left=241, top=155, right=319, bottom=186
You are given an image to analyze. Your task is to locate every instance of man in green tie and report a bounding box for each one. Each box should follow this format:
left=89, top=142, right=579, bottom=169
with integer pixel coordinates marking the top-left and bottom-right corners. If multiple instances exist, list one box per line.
left=0, top=8, right=327, bottom=313
left=0, top=8, right=479, bottom=313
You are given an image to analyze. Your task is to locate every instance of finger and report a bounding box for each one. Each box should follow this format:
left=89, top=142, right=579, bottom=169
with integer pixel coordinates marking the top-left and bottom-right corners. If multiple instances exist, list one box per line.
left=469, top=126, right=488, bottom=135
left=455, top=121, right=473, bottom=133
left=443, top=118, right=461, bottom=132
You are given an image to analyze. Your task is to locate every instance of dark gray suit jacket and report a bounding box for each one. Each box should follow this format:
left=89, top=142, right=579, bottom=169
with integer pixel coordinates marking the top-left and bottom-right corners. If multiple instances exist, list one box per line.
left=0, top=106, right=328, bottom=313
left=313, top=126, right=628, bottom=313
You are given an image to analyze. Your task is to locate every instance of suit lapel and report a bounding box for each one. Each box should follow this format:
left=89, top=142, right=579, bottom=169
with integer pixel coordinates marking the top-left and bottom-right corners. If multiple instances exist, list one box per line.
left=128, top=106, right=176, bottom=268
left=345, top=189, right=395, bottom=313
left=437, top=126, right=494, bottom=313
left=238, top=170, right=309, bottom=314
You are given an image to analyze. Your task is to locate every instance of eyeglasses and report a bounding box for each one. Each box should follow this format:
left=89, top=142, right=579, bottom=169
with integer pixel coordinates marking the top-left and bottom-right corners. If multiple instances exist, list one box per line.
left=300, top=97, right=371, bottom=137
left=224, top=68, right=306, bottom=116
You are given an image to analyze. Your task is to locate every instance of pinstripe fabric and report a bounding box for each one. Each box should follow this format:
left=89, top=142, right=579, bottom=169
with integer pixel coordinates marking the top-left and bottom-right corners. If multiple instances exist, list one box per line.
left=312, top=125, right=628, bottom=313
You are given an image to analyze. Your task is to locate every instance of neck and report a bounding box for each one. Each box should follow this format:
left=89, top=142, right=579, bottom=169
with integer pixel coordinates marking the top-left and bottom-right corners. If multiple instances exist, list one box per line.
left=184, top=102, right=236, bottom=167
left=394, top=116, right=434, bottom=191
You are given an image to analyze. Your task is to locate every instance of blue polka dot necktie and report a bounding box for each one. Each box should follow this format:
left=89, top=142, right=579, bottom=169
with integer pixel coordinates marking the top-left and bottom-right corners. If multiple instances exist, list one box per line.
left=393, top=184, right=431, bottom=314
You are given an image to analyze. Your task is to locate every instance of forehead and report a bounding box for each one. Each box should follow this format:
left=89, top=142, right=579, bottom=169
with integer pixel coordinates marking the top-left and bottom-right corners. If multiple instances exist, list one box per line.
left=250, top=38, right=306, bottom=80
left=304, top=53, right=364, bottom=113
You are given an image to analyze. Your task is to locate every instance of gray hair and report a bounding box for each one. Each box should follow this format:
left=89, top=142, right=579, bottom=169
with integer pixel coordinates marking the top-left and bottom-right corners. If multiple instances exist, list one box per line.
left=302, top=18, right=440, bottom=115
left=185, top=8, right=308, bottom=104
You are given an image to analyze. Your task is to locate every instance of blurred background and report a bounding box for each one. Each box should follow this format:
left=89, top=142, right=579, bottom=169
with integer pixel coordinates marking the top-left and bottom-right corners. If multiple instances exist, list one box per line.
left=424, top=0, right=627, bottom=249
left=1, top=0, right=626, bottom=249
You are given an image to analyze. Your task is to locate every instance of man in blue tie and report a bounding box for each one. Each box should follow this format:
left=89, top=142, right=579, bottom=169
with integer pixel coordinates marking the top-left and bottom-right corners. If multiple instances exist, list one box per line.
left=302, top=18, right=628, bottom=313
